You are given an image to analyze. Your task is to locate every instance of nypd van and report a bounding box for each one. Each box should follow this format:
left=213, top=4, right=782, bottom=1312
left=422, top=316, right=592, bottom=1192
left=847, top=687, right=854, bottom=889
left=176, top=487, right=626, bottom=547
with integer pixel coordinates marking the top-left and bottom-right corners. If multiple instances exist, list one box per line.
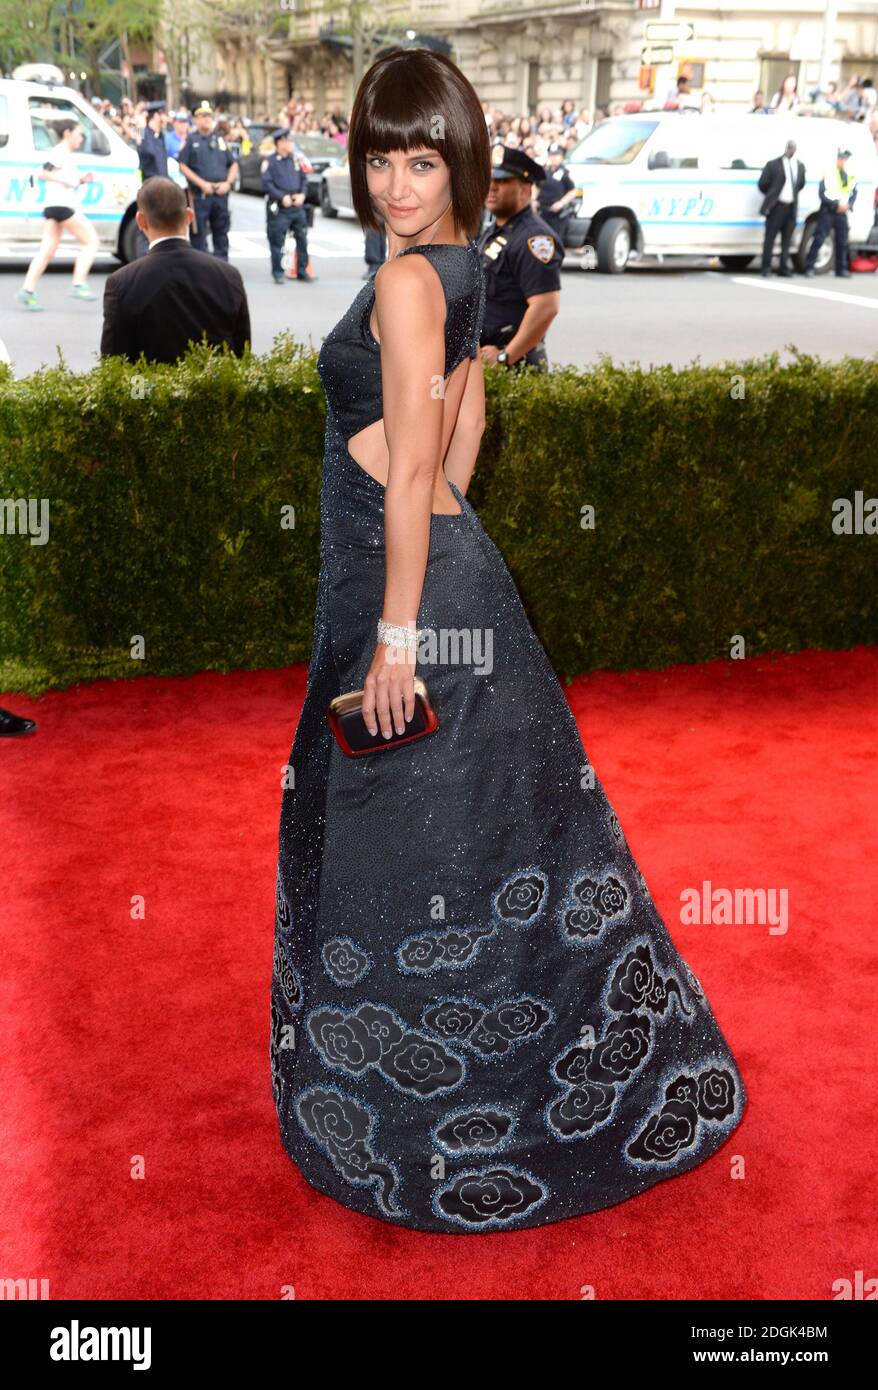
left=564, top=111, right=878, bottom=273
left=0, top=73, right=141, bottom=261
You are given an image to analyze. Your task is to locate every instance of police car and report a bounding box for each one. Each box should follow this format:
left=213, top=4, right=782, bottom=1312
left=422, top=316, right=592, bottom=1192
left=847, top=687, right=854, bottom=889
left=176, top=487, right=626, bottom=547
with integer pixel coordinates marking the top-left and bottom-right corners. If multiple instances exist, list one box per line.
left=565, top=111, right=878, bottom=274
left=0, top=68, right=141, bottom=262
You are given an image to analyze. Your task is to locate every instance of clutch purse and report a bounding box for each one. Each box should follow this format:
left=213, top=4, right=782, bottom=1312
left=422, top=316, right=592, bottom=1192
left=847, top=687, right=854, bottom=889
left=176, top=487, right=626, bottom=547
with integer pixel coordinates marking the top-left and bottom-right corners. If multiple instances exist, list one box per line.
left=327, top=676, right=439, bottom=756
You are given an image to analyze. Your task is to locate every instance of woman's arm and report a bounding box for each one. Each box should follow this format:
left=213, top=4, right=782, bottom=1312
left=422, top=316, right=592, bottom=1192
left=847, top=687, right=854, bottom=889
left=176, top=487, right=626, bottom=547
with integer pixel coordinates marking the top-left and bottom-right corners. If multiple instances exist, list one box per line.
left=37, top=165, right=82, bottom=188
left=361, top=253, right=447, bottom=740
left=442, top=352, right=485, bottom=497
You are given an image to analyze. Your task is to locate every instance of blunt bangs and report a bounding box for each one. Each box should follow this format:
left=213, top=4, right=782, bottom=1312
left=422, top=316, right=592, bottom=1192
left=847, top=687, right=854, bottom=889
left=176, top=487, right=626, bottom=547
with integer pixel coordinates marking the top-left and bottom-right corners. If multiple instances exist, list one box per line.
left=348, top=48, right=491, bottom=239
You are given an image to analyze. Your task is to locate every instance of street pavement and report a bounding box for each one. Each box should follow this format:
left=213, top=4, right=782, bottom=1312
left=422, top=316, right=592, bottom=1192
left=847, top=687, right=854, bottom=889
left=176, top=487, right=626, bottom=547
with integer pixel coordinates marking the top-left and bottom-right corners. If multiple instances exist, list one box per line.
left=1, top=191, right=877, bottom=376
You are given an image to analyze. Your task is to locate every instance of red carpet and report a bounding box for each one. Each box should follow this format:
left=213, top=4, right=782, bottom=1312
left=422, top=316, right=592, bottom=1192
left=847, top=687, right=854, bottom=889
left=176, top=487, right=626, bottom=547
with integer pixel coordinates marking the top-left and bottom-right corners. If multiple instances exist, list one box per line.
left=2, top=646, right=875, bottom=1299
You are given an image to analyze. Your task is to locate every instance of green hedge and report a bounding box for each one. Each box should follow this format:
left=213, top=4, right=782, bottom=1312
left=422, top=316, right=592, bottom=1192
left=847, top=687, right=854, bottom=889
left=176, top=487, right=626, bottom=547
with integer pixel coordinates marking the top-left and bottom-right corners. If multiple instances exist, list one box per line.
left=1, top=338, right=876, bottom=696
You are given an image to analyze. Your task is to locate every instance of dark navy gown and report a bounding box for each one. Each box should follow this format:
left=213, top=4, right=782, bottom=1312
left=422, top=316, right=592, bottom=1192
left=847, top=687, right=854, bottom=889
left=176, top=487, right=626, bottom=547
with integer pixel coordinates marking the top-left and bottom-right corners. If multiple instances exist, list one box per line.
left=271, top=237, right=747, bottom=1233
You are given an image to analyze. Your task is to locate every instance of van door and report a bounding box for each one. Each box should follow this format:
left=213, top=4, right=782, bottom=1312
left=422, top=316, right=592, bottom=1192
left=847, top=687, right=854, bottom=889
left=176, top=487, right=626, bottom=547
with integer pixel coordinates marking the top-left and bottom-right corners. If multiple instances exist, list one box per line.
left=707, top=122, right=804, bottom=255
left=0, top=88, right=31, bottom=241
left=24, top=92, right=116, bottom=245
left=634, top=120, right=714, bottom=251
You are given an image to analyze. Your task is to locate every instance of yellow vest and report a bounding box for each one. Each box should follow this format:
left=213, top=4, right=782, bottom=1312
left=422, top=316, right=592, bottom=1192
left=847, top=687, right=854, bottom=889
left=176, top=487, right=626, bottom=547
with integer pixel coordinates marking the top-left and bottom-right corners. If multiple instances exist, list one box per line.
left=824, top=163, right=853, bottom=199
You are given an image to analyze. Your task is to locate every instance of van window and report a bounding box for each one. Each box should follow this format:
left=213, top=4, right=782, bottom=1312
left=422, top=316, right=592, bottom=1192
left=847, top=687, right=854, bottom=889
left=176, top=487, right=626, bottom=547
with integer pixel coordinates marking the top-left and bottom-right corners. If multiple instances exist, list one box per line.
left=570, top=119, right=659, bottom=165
left=28, top=96, right=110, bottom=156
left=646, top=123, right=702, bottom=170
left=712, top=130, right=781, bottom=170
left=0, top=95, right=8, bottom=149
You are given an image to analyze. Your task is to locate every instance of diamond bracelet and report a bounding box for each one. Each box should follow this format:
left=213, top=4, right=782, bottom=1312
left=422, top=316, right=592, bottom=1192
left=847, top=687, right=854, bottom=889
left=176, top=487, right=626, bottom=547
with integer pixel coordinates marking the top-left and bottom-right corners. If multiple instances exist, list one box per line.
left=376, top=619, right=423, bottom=653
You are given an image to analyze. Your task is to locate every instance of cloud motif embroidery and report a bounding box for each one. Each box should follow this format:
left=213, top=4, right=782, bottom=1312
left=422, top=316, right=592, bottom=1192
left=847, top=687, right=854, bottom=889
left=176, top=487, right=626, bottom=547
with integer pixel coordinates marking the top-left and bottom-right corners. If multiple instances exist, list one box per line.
left=545, top=1011, right=653, bottom=1140
left=545, top=940, right=696, bottom=1142
left=295, top=1084, right=405, bottom=1216
left=423, top=994, right=553, bottom=1058
left=433, top=1167, right=548, bottom=1229
left=606, top=942, right=693, bottom=1019
left=559, top=868, right=631, bottom=944
left=273, top=936, right=303, bottom=1012
left=491, top=868, right=548, bottom=927
left=322, top=937, right=370, bottom=987
left=432, top=1106, right=516, bottom=1155
left=396, top=923, right=496, bottom=974
left=306, top=1000, right=466, bottom=1098
left=626, top=1064, right=741, bottom=1166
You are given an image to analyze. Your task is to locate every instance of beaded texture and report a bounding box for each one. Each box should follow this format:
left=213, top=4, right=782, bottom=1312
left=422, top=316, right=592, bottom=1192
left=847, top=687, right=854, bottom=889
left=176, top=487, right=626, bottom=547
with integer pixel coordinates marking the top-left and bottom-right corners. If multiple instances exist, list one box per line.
left=271, top=241, right=747, bottom=1234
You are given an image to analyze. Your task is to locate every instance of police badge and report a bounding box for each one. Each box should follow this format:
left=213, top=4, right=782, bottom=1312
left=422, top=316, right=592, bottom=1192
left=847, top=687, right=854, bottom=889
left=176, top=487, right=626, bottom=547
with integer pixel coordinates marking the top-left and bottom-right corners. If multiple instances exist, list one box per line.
left=527, top=234, right=555, bottom=263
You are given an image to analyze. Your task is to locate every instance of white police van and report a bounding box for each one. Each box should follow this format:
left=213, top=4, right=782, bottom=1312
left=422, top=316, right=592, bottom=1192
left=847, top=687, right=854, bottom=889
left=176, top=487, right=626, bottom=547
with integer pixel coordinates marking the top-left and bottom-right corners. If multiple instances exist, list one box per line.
left=565, top=111, right=878, bottom=274
left=0, top=68, right=141, bottom=262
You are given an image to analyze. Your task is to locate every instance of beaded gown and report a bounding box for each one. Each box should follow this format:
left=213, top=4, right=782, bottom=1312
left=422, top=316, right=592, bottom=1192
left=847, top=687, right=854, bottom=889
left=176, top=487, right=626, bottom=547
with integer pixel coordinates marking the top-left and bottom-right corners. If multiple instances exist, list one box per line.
left=271, top=237, right=747, bottom=1234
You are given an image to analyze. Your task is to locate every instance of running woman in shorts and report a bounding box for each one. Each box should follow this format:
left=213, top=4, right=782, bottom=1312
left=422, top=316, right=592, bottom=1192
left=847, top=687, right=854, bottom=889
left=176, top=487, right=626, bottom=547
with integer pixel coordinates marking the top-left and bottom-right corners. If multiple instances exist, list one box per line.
left=17, top=119, right=100, bottom=311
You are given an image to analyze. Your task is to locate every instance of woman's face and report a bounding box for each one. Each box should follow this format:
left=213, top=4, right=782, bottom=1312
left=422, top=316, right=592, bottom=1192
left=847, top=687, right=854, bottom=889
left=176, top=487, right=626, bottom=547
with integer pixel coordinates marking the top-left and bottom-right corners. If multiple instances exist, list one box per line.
left=365, top=146, right=452, bottom=235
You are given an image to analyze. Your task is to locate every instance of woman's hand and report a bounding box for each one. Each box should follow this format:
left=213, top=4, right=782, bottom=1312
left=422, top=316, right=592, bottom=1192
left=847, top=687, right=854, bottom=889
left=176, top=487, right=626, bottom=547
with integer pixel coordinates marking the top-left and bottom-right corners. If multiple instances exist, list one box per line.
left=362, top=641, right=416, bottom=738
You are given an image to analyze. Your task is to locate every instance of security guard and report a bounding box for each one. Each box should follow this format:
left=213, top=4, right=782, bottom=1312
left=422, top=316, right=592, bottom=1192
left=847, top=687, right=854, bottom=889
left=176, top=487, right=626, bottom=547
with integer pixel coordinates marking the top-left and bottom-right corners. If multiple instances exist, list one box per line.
left=804, top=147, right=857, bottom=277
left=477, top=145, right=563, bottom=371
left=135, top=100, right=169, bottom=258
left=178, top=101, right=238, bottom=260
left=261, top=129, right=312, bottom=284
left=537, top=142, right=577, bottom=246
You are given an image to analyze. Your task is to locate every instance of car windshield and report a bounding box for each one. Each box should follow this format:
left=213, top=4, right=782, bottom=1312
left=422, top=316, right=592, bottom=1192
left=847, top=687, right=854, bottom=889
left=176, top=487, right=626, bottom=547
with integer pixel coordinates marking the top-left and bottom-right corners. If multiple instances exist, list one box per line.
left=295, top=135, right=338, bottom=155
left=569, top=119, right=659, bottom=165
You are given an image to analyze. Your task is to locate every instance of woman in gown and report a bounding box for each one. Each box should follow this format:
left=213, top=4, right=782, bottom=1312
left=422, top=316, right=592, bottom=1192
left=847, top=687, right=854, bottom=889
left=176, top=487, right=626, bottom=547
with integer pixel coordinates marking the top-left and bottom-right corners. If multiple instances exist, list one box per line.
left=271, top=49, right=747, bottom=1234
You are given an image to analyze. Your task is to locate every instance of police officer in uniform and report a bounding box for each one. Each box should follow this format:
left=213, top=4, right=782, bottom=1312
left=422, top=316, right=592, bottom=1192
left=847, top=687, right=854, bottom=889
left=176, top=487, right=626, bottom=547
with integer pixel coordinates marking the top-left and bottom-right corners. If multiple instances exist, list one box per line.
left=178, top=101, right=238, bottom=261
left=261, top=129, right=312, bottom=284
left=804, top=147, right=857, bottom=277
left=135, top=100, right=169, bottom=258
left=537, top=142, right=577, bottom=246
left=477, top=145, right=563, bottom=371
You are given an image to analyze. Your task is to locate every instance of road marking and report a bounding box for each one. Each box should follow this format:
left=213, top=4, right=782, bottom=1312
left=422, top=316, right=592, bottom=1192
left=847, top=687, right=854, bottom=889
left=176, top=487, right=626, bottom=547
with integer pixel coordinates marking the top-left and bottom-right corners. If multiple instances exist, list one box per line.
left=228, top=230, right=364, bottom=260
left=729, top=275, right=878, bottom=309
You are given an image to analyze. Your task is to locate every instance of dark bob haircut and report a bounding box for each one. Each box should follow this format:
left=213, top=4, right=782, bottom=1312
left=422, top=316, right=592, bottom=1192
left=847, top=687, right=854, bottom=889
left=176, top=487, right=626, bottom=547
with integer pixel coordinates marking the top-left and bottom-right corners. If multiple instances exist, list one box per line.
left=348, top=48, right=491, bottom=240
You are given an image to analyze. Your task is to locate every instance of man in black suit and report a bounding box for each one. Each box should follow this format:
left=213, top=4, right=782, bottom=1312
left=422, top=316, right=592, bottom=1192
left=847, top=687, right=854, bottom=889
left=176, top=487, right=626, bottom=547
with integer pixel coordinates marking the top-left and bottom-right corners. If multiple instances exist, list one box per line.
left=757, top=140, right=806, bottom=277
left=100, top=177, right=250, bottom=363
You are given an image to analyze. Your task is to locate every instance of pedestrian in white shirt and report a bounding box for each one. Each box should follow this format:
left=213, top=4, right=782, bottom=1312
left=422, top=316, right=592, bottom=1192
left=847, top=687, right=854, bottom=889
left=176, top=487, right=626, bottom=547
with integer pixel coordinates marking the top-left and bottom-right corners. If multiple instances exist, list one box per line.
left=16, top=119, right=100, bottom=312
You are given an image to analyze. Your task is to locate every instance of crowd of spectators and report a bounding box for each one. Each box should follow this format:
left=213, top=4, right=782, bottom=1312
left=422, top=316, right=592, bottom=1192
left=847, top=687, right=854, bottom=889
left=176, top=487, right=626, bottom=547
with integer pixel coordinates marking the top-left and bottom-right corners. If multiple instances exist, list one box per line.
left=88, top=69, right=878, bottom=167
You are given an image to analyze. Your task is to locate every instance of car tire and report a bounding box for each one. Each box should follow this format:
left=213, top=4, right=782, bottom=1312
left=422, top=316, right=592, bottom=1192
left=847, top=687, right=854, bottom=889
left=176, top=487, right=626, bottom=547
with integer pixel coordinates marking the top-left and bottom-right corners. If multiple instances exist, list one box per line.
left=718, top=255, right=754, bottom=271
left=320, top=182, right=337, bottom=218
left=595, top=217, right=631, bottom=274
left=118, top=216, right=138, bottom=264
left=796, top=221, right=834, bottom=275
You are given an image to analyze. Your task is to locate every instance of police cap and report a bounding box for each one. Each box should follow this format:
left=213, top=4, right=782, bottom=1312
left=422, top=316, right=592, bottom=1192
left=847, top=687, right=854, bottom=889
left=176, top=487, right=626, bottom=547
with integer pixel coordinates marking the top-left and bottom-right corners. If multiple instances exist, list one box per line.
left=272, top=128, right=293, bottom=143
left=145, top=100, right=166, bottom=114
left=194, top=101, right=213, bottom=116
left=489, top=144, right=546, bottom=184
left=837, top=147, right=852, bottom=158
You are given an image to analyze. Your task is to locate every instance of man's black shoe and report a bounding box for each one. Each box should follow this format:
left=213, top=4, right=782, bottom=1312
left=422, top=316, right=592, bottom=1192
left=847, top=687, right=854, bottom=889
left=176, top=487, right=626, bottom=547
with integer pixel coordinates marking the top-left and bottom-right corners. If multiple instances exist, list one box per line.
left=777, top=266, right=793, bottom=277
left=0, top=707, right=36, bottom=736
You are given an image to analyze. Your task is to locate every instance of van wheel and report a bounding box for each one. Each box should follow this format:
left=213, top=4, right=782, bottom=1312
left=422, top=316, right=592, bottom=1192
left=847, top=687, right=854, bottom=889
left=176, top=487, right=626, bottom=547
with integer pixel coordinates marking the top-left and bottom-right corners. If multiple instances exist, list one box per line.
left=596, top=218, right=631, bottom=274
left=719, top=255, right=753, bottom=271
left=118, top=217, right=138, bottom=264
left=320, top=182, right=337, bottom=218
left=796, top=222, right=833, bottom=274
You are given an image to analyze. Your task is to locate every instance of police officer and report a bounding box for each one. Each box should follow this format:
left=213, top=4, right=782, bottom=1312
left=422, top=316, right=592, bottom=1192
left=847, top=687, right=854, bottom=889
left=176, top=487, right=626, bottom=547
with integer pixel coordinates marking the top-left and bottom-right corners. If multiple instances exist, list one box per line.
left=261, top=129, right=312, bottom=284
left=477, top=145, right=563, bottom=371
left=537, top=142, right=577, bottom=246
left=135, top=100, right=169, bottom=258
left=178, top=101, right=238, bottom=260
left=804, top=147, right=857, bottom=277
left=164, top=110, right=191, bottom=161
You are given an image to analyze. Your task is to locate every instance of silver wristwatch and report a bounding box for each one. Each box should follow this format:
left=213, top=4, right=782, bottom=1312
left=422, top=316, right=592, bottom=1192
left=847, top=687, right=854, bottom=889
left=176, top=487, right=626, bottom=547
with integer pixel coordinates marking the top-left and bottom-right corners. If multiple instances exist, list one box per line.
left=497, top=349, right=508, bottom=364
